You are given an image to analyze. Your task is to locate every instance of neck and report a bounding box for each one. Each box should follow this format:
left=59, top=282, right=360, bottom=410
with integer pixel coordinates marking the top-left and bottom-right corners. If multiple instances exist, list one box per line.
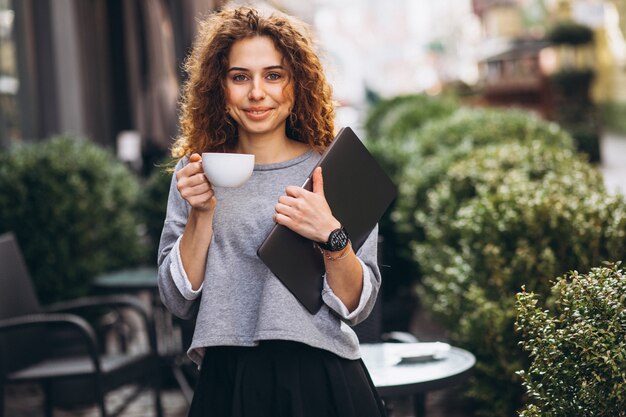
left=236, top=132, right=310, bottom=164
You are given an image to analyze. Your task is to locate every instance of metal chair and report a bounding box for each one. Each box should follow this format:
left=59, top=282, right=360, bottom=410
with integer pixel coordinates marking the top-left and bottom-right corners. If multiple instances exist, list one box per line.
left=0, top=232, right=164, bottom=417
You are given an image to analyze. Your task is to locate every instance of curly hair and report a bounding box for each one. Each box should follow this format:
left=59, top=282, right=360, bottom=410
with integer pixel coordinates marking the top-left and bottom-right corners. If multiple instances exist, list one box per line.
left=172, top=6, right=335, bottom=159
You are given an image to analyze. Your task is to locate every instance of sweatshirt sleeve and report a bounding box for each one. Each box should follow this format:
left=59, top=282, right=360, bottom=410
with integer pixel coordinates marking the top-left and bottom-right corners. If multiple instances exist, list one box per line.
left=321, top=225, right=381, bottom=326
left=157, top=159, right=202, bottom=320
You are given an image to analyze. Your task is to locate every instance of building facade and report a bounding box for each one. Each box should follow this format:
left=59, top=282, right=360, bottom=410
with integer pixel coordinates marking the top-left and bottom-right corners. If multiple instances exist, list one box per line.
left=0, top=0, right=221, bottom=159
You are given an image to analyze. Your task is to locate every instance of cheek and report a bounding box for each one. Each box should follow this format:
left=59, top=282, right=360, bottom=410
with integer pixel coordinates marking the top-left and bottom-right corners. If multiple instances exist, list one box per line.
left=281, top=85, right=295, bottom=108
left=224, top=89, right=236, bottom=105
left=225, top=92, right=240, bottom=116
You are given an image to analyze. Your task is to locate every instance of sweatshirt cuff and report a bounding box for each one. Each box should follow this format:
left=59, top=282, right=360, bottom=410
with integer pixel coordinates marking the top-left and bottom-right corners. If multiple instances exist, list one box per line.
left=170, top=236, right=203, bottom=300
left=321, top=258, right=373, bottom=321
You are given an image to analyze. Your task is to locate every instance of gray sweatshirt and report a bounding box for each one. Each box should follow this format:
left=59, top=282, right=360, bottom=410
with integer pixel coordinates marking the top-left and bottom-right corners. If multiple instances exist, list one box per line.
left=157, top=149, right=381, bottom=366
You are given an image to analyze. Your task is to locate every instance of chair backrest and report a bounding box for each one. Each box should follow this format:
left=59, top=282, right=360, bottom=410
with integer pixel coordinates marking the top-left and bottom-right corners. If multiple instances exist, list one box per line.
left=0, top=232, right=47, bottom=375
left=0, top=232, right=42, bottom=318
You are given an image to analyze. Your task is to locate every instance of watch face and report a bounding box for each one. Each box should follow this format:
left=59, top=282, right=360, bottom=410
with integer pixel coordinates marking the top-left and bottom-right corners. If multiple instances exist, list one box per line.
left=323, top=227, right=349, bottom=252
left=330, top=229, right=348, bottom=250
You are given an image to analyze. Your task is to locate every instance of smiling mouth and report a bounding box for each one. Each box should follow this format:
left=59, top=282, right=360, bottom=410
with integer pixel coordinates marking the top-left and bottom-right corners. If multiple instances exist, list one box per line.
left=245, top=108, right=272, bottom=114
left=243, top=108, right=273, bottom=120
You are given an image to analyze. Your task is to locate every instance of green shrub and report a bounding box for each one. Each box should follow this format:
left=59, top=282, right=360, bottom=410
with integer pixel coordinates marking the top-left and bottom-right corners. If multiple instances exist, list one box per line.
left=394, top=107, right=574, bottom=250
left=140, top=163, right=174, bottom=262
left=365, top=94, right=457, bottom=141
left=362, top=94, right=457, bottom=304
left=516, top=264, right=626, bottom=417
left=0, top=136, right=146, bottom=303
left=415, top=142, right=626, bottom=416
left=364, top=94, right=458, bottom=180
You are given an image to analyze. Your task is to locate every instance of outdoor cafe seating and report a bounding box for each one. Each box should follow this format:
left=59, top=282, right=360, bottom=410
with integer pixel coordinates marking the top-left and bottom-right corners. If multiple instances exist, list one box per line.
left=0, top=232, right=163, bottom=417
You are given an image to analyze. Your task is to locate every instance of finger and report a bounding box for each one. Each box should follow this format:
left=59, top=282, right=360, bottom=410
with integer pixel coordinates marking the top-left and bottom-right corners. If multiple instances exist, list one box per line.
left=312, top=167, right=324, bottom=196
left=179, top=181, right=213, bottom=200
left=177, top=161, right=204, bottom=180
left=187, top=172, right=210, bottom=187
left=177, top=172, right=208, bottom=191
left=275, top=202, right=298, bottom=219
left=188, top=154, right=204, bottom=175
left=273, top=213, right=294, bottom=228
left=285, top=186, right=304, bottom=197
left=190, top=181, right=213, bottom=195
left=277, top=195, right=299, bottom=207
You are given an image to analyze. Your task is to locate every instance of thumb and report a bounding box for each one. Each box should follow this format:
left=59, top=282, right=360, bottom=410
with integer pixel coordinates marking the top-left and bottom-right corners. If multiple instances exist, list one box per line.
left=189, top=153, right=202, bottom=163
left=312, top=167, right=324, bottom=196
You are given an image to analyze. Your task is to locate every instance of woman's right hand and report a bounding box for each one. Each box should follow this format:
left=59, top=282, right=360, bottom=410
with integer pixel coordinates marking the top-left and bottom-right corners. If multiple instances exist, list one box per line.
left=176, top=153, right=217, bottom=212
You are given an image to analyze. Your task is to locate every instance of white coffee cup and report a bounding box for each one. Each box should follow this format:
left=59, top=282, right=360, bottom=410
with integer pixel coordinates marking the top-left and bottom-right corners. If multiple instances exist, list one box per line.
left=201, top=152, right=255, bottom=188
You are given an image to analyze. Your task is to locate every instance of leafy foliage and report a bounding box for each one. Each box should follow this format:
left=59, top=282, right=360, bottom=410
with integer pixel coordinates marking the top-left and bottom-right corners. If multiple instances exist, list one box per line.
left=0, top=136, right=145, bottom=303
left=394, top=107, right=573, bottom=250
left=516, top=264, right=626, bottom=417
left=362, top=94, right=457, bottom=305
left=414, top=141, right=626, bottom=416
left=364, top=93, right=458, bottom=181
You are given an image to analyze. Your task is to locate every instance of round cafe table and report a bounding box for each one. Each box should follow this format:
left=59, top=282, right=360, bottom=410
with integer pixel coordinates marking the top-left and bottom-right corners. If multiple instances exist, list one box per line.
left=360, top=342, right=475, bottom=416
left=94, top=267, right=160, bottom=291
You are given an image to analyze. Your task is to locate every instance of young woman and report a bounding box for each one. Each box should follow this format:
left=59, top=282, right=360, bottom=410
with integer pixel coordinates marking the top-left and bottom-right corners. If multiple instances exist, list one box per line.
left=158, top=6, right=386, bottom=417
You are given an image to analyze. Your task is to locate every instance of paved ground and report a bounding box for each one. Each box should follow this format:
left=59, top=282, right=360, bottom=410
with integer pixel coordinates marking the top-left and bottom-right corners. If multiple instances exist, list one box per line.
left=5, top=133, right=625, bottom=417
left=4, top=383, right=188, bottom=417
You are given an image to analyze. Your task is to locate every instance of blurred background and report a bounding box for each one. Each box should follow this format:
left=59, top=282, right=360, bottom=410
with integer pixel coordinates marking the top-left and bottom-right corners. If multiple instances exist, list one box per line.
left=2, top=0, right=626, bottom=416
left=3, top=0, right=626, bottom=148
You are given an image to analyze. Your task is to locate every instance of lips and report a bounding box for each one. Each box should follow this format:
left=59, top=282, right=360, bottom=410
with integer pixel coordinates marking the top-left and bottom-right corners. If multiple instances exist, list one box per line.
left=244, top=107, right=273, bottom=120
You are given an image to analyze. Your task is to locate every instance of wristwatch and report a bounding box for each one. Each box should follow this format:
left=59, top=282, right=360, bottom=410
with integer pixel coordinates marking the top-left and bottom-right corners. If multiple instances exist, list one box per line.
left=318, top=226, right=350, bottom=252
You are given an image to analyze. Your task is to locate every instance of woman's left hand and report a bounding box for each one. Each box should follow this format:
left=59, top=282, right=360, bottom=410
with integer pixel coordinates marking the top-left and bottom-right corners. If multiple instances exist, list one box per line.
left=274, top=167, right=340, bottom=242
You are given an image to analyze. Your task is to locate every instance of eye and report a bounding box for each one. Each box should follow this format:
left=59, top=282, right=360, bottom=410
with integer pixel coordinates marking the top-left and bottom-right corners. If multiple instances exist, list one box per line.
left=266, top=72, right=282, bottom=81
left=232, top=74, right=248, bottom=82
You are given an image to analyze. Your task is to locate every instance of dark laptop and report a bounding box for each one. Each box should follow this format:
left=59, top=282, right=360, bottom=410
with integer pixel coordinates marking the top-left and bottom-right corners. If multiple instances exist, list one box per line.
left=257, top=127, right=397, bottom=314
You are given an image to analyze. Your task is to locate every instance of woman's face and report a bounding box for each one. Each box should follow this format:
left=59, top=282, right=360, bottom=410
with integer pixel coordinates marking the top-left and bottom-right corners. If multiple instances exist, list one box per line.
left=224, top=36, right=294, bottom=142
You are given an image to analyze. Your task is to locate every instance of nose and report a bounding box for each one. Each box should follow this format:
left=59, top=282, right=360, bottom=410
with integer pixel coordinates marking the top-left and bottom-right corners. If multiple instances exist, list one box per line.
left=248, top=78, right=266, bottom=101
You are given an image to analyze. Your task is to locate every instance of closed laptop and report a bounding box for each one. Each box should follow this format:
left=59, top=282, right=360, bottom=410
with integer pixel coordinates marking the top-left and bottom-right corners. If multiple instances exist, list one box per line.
left=257, top=127, right=397, bottom=314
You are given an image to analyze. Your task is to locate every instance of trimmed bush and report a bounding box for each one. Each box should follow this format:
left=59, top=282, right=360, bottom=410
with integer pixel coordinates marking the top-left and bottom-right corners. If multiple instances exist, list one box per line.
left=394, top=107, right=574, bottom=250
left=0, top=136, right=145, bottom=303
left=516, top=264, right=626, bottom=417
left=415, top=142, right=626, bottom=416
left=362, top=94, right=457, bottom=307
left=365, top=94, right=458, bottom=141
left=364, top=94, right=458, bottom=181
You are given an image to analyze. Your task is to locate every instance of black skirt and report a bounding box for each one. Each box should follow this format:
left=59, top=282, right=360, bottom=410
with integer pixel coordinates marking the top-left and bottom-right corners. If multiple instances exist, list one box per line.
left=188, top=340, right=387, bottom=417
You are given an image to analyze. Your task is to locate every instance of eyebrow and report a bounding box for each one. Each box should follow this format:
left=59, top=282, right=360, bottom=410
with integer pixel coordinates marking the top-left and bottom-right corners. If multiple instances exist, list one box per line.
left=227, top=65, right=285, bottom=72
